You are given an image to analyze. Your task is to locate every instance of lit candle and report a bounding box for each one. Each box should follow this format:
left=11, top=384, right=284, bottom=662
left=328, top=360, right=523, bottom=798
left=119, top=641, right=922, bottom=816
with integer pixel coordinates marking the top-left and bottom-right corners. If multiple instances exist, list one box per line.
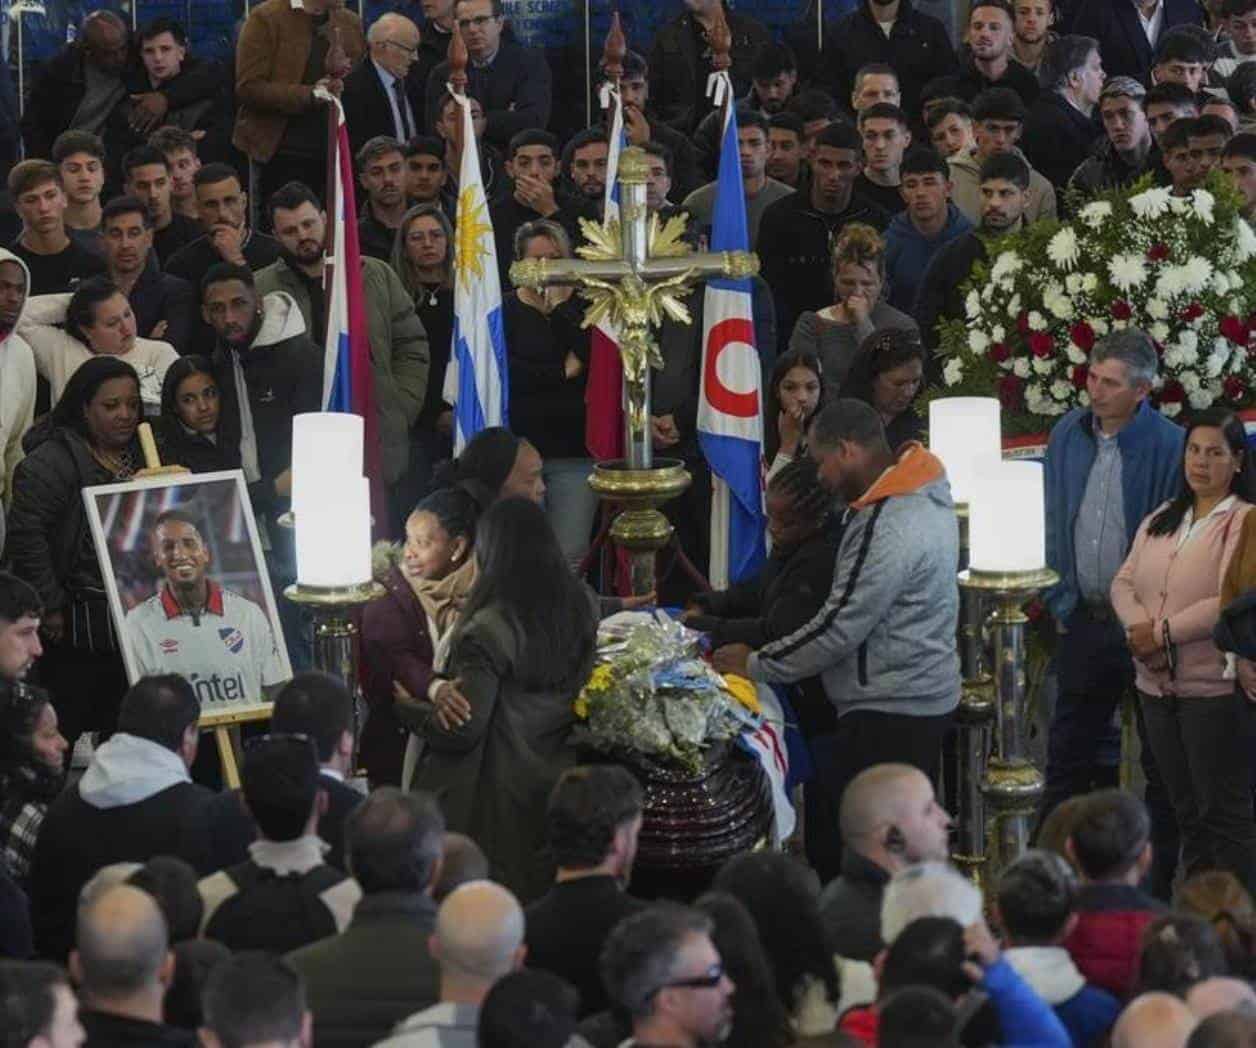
left=969, top=461, right=1046, bottom=573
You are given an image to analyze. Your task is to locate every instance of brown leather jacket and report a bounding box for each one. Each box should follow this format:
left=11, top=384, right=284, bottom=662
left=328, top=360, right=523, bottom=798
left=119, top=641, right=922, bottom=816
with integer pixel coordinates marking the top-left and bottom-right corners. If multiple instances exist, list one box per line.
left=232, top=0, right=365, bottom=163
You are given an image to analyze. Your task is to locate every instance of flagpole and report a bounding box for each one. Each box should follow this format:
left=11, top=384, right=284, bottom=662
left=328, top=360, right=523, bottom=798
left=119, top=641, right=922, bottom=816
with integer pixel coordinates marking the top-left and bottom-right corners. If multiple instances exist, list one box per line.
left=323, top=101, right=339, bottom=354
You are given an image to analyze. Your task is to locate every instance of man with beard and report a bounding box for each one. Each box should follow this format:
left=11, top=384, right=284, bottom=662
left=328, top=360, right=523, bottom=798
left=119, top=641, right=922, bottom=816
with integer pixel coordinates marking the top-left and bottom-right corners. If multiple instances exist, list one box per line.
left=0, top=573, right=44, bottom=681
left=929, top=0, right=1040, bottom=108
left=122, top=145, right=200, bottom=266
left=357, top=137, right=409, bottom=263
left=123, top=510, right=287, bottom=707
left=1012, top=0, right=1056, bottom=74
left=100, top=196, right=193, bottom=351
left=256, top=182, right=429, bottom=530
left=758, top=120, right=890, bottom=350
left=202, top=263, right=321, bottom=529
left=0, top=252, right=34, bottom=512
left=914, top=152, right=1030, bottom=355
left=562, top=129, right=609, bottom=211
left=1070, top=78, right=1154, bottom=194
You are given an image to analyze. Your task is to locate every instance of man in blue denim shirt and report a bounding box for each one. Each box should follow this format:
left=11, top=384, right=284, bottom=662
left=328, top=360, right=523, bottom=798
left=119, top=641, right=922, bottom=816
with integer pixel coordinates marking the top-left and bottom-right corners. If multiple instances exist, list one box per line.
left=1040, top=328, right=1183, bottom=895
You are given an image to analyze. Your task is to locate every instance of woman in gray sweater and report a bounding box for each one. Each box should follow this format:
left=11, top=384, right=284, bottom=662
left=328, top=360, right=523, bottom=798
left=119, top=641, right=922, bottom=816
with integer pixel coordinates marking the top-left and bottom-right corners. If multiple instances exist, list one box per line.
left=787, top=223, right=918, bottom=392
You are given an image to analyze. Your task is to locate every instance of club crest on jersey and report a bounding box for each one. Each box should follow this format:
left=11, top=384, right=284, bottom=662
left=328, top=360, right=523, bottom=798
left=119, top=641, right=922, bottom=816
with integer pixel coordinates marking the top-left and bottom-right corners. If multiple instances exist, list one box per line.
left=219, top=627, right=245, bottom=655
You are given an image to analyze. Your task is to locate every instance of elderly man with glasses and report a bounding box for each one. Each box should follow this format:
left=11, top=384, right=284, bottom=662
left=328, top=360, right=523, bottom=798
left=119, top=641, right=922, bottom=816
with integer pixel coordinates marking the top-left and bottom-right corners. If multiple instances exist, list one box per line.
left=343, top=13, right=425, bottom=160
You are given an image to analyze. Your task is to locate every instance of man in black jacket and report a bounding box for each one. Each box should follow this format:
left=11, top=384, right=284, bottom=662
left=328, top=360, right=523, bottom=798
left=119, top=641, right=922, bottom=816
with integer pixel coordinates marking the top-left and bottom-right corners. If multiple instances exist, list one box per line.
left=357, top=137, right=410, bottom=262
left=1023, top=35, right=1106, bottom=192
left=29, top=676, right=217, bottom=962
left=1072, top=0, right=1202, bottom=83
left=424, top=0, right=552, bottom=150
left=1070, top=77, right=1155, bottom=196
left=825, top=0, right=957, bottom=127
left=929, top=0, right=1040, bottom=109
left=202, top=263, right=321, bottom=528
left=525, top=766, right=646, bottom=1018
left=342, top=13, right=424, bottom=161
left=122, top=146, right=200, bottom=266
left=818, top=763, right=953, bottom=963
left=646, top=0, right=770, bottom=135
left=101, top=196, right=193, bottom=351
left=287, top=788, right=445, bottom=1048
left=757, top=121, right=891, bottom=351
left=914, top=152, right=1030, bottom=360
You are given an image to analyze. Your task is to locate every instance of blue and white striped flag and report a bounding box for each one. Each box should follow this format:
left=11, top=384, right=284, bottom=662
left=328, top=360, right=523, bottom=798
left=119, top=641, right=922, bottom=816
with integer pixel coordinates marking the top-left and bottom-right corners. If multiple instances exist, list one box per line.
left=441, top=90, right=508, bottom=454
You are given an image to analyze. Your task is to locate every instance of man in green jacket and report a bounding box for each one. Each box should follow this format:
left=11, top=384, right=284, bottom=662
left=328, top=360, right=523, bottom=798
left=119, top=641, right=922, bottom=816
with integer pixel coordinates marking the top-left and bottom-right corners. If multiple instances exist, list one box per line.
left=256, top=181, right=430, bottom=533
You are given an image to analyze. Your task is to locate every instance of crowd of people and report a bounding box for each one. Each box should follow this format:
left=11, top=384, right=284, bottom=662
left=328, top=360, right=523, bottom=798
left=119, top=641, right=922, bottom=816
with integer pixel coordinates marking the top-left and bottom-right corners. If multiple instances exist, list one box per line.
left=4, top=0, right=1256, bottom=1043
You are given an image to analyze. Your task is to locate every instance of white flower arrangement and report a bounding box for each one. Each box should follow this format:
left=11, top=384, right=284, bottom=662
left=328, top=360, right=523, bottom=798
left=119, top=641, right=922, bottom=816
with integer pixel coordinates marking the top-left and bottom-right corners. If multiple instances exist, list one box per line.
left=1047, top=227, right=1080, bottom=270
left=1109, top=254, right=1148, bottom=292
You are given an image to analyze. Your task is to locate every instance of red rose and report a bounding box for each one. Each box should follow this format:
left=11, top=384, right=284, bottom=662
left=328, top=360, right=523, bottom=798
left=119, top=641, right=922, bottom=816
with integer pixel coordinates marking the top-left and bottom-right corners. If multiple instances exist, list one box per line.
left=1028, top=332, right=1054, bottom=358
left=1159, top=380, right=1185, bottom=404
left=1221, top=315, right=1250, bottom=345
left=1071, top=364, right=1089, bottom=390
left=987, top=342, right=1011, bottom=363
left=1179, top=302, right=1205, bottom=322
left=1225, top=375, right=1247, bottom=401
left=1111, top=300, right=1133, bottom=320
left=1070, top=322, right=1096, bottom=351
left=998, top=374, right=1024, bottom=410
left=1147, top=243, right=1170, bottom=262
left=1016, top=311, right=1031, bottom=335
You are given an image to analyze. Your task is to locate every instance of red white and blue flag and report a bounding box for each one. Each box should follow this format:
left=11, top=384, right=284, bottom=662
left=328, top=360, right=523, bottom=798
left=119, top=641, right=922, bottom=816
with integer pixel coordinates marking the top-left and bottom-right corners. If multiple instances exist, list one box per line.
left=322, top=98, right=385, bottom=527
left=697, top=89, right=765, bottom=588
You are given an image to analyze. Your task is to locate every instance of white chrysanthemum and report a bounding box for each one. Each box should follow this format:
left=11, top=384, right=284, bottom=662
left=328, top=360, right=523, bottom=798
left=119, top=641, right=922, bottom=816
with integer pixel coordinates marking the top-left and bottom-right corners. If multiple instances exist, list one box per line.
left=991, top=323, right=1006, bottom=341
left=1079, top=201, right=1113, bottom=229
left=1013, top=358, right=1031, bottom=378
left=1191, top=188, right=1216, bottom=225
left=1091, top=317, right=1110, bottom=335
left=1205, top=349, right=1228, bottom=377
left=1188, top=387, right=1213, bottom=409
left=968, top=329, right=990, bottom=353
left=1179, top=329, right=1199, bottom=352
left=1066, top=273, right=1085, bottom=294
left=982, top=283, right=995, bottom=301
left=1155, top=267, right=1187, bottom=298
left=1051, top=380, right=1073, bottom=400
left=1066, top=344, right=1087, bottom=364
left=1236, top=217, right=1256, bottom=260
left=1028, top=311, right=1048, bottom=331
left=1169, top=194, right=1191, bottom=215
left=1214, top=272, right=1231, bottom=295
left=1109, top=254, right=1147, bottom=291
left=943, top=359, right=964, bottom=386
left=1048, top=227, right=1081, bottom=270
left=1183, top=256, right=1213, bottom=293
left=1161, top=402, right=1183, bottom=417
left=1229, top=271, right=1245, bottom=290
left=965, top=290, right=982, bottom=320
left=1150, top=321, right=1171, bottom=342
left=1045, top=292, right=1075, bottom=320
left=1163, top=347, right=1182, bottom=368
left=991, top=251, right=1024, bottom=283
left=1130, top=186, right=1172, bottom=219
left=1007, top=293, right=1022, bottom=317
left=1146, top=298, right=1169, bottom=320
left=1181, top=371, right=1201, bottom=393
left=1082, top=273, right=1098, bottom=293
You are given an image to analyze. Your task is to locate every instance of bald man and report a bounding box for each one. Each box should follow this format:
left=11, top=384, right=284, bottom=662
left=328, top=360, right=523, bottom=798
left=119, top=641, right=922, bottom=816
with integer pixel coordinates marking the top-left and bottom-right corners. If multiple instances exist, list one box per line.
left=376, top=880, right=525, bottom=1047
left=343, top=14, right=423, bottom=162
left=818, top=763, right=954, bottom=961
left=1113, top=993, right=1199, bottom=1048
left=1188, top=977, right=1256, bottom=1020
left=21, top=12, right=131, bottom=163
left=68, top=883, right=188, bottom=1047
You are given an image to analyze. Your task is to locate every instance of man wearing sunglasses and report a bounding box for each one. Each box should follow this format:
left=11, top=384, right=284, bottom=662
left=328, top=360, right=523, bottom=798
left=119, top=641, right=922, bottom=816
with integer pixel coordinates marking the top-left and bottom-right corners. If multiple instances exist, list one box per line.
left=601, top=903, right=735, bottom=1048
left=343, top=14, right=424, bottom=161
left=423, top=0, right=552, bottom=152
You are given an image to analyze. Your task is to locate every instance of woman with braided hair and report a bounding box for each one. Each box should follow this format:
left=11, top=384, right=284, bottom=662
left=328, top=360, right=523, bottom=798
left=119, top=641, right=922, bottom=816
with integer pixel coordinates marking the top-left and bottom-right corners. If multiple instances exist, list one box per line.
left=684, top=456, right=842, bottom=874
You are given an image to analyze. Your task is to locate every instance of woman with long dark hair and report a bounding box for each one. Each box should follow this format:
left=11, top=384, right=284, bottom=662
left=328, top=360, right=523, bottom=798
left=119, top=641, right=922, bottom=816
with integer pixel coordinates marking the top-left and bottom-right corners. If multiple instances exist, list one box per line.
left=763, top=348, right=825, bottom=484
left=8, top=357, right=142, bottom=748
left=154, top=355, right=234, bottom=474
left=1112, top=407, right=1256, bottom=892
left=410, top=497, right=596, bottom=901
left=842, top=327, right=927, bottom=452
left=0, top=681, right=67, bottom=886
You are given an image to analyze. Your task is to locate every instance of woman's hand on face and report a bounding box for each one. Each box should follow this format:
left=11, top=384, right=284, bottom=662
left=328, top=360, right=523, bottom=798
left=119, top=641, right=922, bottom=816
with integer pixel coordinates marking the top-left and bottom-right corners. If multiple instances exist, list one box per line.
left=845, top=289, right=873, bottom=326
left=778, top=403, right=805, bottom=455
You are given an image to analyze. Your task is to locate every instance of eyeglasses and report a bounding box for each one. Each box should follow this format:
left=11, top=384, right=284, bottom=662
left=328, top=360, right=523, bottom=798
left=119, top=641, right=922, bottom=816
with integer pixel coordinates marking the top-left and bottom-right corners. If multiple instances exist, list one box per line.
left=383, top=39, right=418, bottom=57
left=650, top=963, right=725, bottom=996
left=456, top=15, right=497, bottom=29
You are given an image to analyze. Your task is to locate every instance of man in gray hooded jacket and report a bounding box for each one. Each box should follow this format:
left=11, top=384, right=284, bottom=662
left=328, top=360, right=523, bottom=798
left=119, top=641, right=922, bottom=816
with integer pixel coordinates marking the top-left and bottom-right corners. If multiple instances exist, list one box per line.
left=713, top=398, right=960, bottom=854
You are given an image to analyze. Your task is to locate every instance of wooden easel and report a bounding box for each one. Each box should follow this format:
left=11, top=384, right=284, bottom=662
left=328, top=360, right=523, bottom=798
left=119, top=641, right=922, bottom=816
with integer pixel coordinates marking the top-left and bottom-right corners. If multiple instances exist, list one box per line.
left=132, top=423, right=272, bottom=789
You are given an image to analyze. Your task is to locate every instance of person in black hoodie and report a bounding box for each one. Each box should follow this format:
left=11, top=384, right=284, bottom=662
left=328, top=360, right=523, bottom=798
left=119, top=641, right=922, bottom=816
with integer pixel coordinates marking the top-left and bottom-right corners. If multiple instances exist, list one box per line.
left=153, top=355, right=234, bottom=474
left=201, top=263, right=321, bottom=531
left=7, top=357, right=142, bottom=750
left=1023, top=35, right=1106, bottom=193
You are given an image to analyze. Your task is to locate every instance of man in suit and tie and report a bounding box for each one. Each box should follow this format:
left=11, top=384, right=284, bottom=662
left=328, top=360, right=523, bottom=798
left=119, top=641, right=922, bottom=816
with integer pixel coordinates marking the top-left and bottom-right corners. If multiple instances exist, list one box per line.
left=343, top=14, right=423, bottom=161
left=1072, top=0, right=1202, bottom=84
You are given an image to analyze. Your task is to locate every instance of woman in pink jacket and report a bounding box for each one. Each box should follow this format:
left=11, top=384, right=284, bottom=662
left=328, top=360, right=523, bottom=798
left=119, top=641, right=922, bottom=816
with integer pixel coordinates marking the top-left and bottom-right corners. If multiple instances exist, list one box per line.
left=1112, top=408, right=1256, bottom=892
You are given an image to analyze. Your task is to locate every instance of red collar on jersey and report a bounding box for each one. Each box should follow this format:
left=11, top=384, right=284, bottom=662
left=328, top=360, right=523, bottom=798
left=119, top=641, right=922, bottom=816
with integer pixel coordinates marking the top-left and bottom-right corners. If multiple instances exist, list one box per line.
left=159, top=579, right=226, bottom=620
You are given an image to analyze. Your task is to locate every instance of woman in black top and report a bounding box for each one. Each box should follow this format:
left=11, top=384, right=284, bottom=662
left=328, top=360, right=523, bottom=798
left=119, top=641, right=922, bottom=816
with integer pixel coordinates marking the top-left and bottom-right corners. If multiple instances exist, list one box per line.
left=393, top=203, right=455, bottom=500
left=154, top=356, right=235, bottom=474
left=842, top=327, right=927, bottom=453
left=501, top=219, right=597, bottom=567
left=8, top=357, right=143, bottom=747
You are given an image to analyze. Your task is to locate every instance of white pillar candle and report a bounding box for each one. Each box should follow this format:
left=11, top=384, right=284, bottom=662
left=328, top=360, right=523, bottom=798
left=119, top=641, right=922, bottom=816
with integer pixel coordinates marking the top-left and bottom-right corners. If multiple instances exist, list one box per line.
left=291, top=412, right=372, bottom=587
left=929, top=397, right=1002, bottom=505
left=969, top=461, right=1046, bottom=573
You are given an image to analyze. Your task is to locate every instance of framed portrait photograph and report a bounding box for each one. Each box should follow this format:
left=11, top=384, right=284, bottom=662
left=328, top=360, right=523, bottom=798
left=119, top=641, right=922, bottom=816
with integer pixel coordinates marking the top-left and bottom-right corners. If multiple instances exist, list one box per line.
left=82, top=470, right=292, bottom=722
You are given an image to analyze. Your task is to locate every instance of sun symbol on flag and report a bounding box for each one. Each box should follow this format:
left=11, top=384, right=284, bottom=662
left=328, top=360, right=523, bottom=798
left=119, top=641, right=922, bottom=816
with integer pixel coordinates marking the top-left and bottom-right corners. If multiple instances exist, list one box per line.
left=454, top=186, right=493, bottom=290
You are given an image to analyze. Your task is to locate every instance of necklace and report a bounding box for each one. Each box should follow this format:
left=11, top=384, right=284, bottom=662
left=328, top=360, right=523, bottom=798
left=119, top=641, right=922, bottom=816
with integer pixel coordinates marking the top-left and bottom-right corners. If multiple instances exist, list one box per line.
left=90, top=445, right=137, bottom=479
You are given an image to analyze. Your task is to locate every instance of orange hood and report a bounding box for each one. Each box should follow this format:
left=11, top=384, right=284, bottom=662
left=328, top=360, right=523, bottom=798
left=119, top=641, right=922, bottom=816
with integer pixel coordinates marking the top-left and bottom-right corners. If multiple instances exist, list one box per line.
left=850, top=442, right=948, bottom=510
